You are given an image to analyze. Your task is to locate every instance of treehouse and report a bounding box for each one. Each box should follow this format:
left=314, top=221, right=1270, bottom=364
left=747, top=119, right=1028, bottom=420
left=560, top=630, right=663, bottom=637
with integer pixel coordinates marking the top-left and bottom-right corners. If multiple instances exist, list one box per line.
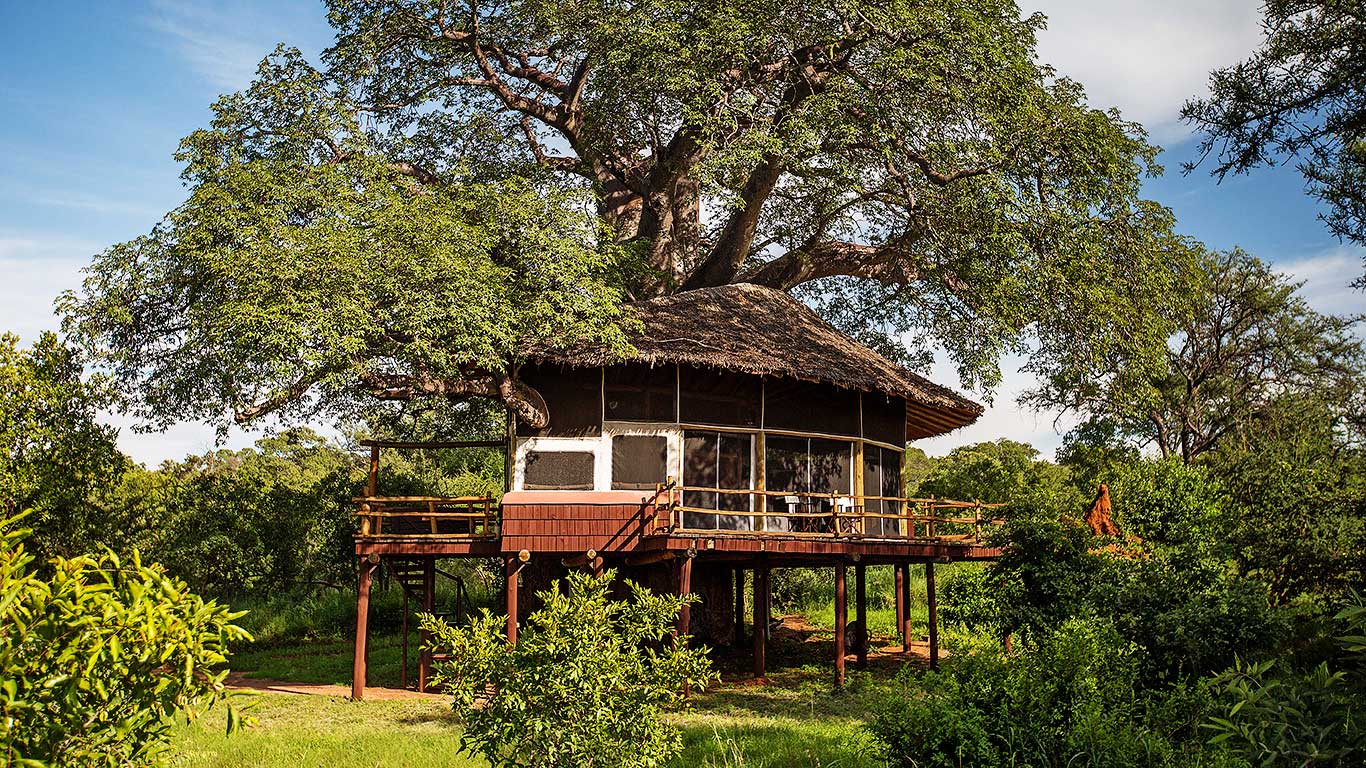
left=351, top=283, right=1004, bottom=698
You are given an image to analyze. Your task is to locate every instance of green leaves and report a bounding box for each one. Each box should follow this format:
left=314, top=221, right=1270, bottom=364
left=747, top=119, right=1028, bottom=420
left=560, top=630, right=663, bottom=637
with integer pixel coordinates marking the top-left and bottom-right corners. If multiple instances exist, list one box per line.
left=61, top=47, right=631, bottom=432
left=421, top=569, right=717, bottom=768
left=0, top=514, right=251, bottom=766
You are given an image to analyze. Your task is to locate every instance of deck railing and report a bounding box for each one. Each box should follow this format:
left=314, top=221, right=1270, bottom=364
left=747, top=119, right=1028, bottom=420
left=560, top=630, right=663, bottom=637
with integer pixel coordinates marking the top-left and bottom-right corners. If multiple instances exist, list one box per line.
left=355, top=495, right=500, bottom=538
left=655, top=484, right=1005, bottom=543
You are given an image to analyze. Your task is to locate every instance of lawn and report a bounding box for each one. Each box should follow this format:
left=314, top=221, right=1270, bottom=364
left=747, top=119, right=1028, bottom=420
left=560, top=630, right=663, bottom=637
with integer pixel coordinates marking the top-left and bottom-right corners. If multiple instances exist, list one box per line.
left=175, top=573, right=942, bottom=767
left=172, top=664, right=886, bottom=768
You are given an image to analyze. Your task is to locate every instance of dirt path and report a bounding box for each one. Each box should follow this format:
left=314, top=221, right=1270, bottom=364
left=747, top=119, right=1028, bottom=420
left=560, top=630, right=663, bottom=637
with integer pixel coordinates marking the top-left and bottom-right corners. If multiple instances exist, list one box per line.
left=225, top=671, right=447, bottom=701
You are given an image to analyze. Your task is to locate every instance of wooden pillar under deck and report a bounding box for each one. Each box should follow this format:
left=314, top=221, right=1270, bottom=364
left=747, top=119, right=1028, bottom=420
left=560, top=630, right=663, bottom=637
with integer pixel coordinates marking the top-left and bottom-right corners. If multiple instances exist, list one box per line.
left=400, top=585, right=410, bottom=689
left=505, top=555, right=521, bottom=644
left=834, top=562, right=847, bottom=688
left=894, top=563, right=907, bottom=652
left=418, top=556, right=435, bottom=692
left=753, top=561, right=768, bottom=678
left=901, top=562, right=914, bottom=653
left=855, top=563, right=868, bottom=669
left=351, top=557, right=378, bottom=700
left=676, top=554, right=694, bottom=638
left=735, top=567, right=746, bottom=645
left=926, top=561, right=939, bottom=670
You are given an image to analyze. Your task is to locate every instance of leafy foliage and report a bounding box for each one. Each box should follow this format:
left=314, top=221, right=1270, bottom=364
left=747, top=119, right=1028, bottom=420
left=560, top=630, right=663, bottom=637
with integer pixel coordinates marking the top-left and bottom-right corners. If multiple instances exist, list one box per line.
left=1033, top=248, right=1365, bottom=462
left=0, top=333, right=127, bottom=563
left=915, top=438, right=1083, bottom=513
left=1184, top=0, right=1366, bottom=273
left=119, top=428, right=362, bottom=599
left=1205, top=595, right=1366, bottom=767
left=60, top=48, right=632, bottom=432
left=0, top=514, right=250, bottom=766
left=421, top=569, right=716, bottom=768
left=62, top=0, right=1199, bottom=429
left=870, top=618, right=1233, bottom=768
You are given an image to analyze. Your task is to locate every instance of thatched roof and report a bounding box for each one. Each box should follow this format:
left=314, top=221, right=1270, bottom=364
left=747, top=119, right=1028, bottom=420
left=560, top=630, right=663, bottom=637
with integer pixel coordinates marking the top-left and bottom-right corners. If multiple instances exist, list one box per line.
left=535, top=283, right=983, bottom=439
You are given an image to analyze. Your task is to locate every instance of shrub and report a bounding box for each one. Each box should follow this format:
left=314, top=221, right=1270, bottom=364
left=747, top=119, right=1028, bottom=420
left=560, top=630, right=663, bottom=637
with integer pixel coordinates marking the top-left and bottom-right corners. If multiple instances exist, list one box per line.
left=870, top=618, right=1234, bottom=768
left=0, top=513, right=250, bottom=766
left=422, top=569, right=716, bottom=768
left=1205, top=594, right=1366, bottom=766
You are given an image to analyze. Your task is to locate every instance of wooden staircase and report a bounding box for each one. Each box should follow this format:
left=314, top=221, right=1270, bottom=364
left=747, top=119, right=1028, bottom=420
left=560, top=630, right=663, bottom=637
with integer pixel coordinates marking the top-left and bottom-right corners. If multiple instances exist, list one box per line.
left=385, top=557, right=469, bottom=692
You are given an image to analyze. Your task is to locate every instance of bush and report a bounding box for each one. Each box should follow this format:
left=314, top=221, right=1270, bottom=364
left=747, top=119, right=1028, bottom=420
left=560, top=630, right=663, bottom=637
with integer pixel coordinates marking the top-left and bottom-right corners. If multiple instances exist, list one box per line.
left=1205, top=595, right=1366, bottom=766
left=0, top=513, right=250, bottom=766
left=869, top=618, right=1236, bottom=768
left=422, top=569, right=716, bottom=768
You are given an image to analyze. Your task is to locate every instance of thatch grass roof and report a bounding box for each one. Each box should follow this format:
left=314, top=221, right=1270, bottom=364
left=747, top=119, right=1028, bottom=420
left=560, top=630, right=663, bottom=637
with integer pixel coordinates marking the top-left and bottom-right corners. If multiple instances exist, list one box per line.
left=535, top=283, right=983, bottom=439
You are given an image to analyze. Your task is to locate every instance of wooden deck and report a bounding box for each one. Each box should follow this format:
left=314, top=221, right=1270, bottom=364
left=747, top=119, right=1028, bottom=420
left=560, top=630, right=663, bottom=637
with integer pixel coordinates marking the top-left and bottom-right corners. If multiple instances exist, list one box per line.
left=354, top=489, right=1001, bottom=562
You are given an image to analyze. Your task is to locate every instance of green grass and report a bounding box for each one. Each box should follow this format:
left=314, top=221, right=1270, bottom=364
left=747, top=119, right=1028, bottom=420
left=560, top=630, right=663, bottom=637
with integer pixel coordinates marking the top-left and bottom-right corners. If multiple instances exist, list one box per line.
left=171, top=693, right=481, bottom=767
left=173, top=664, right=887, bottom=768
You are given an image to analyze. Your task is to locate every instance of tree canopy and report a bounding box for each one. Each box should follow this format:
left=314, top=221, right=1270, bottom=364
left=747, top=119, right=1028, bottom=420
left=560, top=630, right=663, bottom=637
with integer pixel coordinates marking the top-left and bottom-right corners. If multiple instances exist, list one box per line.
left=0, top=333, right=127, bottom=561
left=1183, top=0, right=1366, bottom=280
left=63, top=0, right=1197, bottom=428
left=1029, top=248, right=1365, bottom=463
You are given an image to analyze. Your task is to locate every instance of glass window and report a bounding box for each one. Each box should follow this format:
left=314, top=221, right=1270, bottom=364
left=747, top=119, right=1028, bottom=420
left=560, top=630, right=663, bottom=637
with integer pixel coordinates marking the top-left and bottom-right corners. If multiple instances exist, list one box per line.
left=682, top=431, right=753, bottom=530
left=605, top=363, right=676, bottom=422
left=764, top=378, right=858, bottom=436
left=764, top=436, right=852, bottom=533
left=523, top=451, right=595, bottom=490
left=516, top=364, right=602, bottom=438
left=861, top=446, right=904, bottom=537
left=679, top=368, right=760, bottom=426
left=862, top=392, right=906, bottom=446
left=611, top=435, right=668, bottom=490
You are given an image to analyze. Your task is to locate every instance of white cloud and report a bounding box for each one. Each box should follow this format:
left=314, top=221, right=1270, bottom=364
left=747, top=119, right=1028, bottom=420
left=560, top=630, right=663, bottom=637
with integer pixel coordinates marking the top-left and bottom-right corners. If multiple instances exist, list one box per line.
left=1027, top=0, right=1264, bottom=144
left=0, top=234, right=97, bottom=344
left=1278, top=245, right=1366, bottom=319
left=914, top=353, right=1075, bottom=460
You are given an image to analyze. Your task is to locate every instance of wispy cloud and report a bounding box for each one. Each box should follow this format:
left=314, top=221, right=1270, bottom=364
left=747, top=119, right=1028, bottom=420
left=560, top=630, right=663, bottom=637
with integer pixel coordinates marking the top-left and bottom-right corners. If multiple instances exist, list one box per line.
left=1028, top=0, right=1264, bottom=145
left=144, top=0, right=278, bottom=90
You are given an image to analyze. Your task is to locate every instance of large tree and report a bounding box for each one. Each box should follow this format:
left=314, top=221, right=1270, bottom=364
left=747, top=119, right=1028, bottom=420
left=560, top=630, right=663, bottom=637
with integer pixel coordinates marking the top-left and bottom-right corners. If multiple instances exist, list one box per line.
left=1029, top=248, right=1365, bottom=463
left=1183, top=0, right=1366, bottom=279
left=62, top=0, right=1195, bottom=429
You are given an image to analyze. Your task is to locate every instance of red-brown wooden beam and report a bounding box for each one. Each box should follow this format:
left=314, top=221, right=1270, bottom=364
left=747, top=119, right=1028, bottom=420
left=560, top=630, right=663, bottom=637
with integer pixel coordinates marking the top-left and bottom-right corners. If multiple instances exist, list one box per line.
left=894, top=563, right=907, bottom=652
left=418, top=556, right=435, bottom=692
left=676, top=554, right=694, bottom=639
left=753, top=561, right=768, bottom=678
left=834, top=562, right=847, bottom=688
left=855, top=563, right=868, bottom=669
left=901, top=562, right=914, bottom=653
left=351, top=557, right=378, bottom=700
left=505, top=555, right=522, bottom=644
left=734, top=567, right=745, bottom=647
left=926, top=561, right=939, bottom=670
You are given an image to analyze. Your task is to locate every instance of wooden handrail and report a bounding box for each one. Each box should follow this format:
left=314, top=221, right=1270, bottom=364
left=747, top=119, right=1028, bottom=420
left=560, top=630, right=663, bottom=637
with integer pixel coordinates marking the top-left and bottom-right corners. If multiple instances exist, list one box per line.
left=359, top=439, right=505, bottom=449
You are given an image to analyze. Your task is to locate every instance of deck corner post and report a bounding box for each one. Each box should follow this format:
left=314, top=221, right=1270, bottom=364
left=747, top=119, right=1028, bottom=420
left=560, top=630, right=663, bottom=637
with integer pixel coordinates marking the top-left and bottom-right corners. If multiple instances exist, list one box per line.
left=753, top=559, right=768, bottom=678
left=676, top=552, right=694, bottom=640
left=834, top=561, right=847, bottom=688
left=926, top=561, right=939, bottom=670
left=855, top=562, right=867, bottom=669
left=505, top=554, right=523, bottom=644
left=351, top=555, right=379, bottom=700
left=894, top=563, right=907, bottom=652
left=900, top=562, right=913, bottom=653
left=418, top=556, right=436, bottom=692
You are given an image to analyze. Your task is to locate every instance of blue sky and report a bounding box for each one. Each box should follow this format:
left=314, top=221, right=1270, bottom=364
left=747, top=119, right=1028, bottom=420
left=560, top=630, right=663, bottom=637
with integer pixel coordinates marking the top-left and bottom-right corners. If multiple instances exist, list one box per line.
left=1, top=1, right=1360, bottom=464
